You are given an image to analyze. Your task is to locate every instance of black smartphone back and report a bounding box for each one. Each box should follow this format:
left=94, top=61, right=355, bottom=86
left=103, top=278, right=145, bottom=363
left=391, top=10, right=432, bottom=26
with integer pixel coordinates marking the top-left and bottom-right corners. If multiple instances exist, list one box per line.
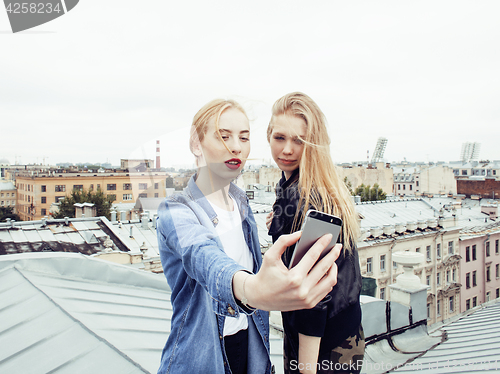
left=288, top=210, right=342, bottom=269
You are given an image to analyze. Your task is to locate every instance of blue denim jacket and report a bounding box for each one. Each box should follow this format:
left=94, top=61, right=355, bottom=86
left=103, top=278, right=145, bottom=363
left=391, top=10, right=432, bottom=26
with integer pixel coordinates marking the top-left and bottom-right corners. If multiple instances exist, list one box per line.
left=157, top=175, right=272, bottom=374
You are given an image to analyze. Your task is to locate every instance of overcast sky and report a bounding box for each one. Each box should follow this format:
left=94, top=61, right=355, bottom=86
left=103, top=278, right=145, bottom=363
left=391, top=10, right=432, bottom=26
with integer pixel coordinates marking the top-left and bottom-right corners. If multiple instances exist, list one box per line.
left=1, top=1, right=499, bottom=169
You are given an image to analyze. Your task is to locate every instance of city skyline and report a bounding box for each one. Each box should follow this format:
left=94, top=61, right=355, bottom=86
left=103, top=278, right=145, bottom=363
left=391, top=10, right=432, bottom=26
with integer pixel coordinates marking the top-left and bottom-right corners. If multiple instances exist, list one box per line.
left=2, top=1, right=500, bottom=166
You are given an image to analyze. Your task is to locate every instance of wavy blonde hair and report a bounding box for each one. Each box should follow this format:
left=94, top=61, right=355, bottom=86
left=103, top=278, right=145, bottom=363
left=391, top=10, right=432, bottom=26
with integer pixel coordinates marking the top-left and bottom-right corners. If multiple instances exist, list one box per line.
left=190, top=99, right=247, bottom=164
left=267, top=92, right=359, bottom=250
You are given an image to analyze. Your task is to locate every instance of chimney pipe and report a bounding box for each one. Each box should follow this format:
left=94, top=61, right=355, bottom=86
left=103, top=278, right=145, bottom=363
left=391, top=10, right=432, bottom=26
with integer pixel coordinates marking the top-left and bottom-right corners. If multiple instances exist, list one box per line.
left=156, top=140, right=161, bottom=169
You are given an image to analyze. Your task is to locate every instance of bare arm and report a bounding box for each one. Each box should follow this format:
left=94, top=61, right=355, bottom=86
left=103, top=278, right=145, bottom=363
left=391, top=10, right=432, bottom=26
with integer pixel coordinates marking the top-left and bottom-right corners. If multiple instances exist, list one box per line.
left=298, top=333, right=321, bottom=374
left=233, top=231, right=341, bottom=311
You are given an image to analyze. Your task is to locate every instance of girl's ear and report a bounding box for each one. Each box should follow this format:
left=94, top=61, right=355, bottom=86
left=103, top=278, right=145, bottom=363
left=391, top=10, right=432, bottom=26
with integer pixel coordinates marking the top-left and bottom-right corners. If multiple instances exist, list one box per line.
left=192, top=138, right=203, bottom=157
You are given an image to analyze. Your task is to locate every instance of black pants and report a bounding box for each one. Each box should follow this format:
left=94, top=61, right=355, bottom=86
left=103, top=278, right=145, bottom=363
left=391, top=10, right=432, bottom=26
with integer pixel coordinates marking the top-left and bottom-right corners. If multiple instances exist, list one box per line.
left=224, top=328, right=248, bottom=374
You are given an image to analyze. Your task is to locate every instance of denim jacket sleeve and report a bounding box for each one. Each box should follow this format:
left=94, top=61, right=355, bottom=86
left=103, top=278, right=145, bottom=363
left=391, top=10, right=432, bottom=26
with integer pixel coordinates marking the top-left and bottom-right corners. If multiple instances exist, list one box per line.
left=157, top=197, right=250, bottom=318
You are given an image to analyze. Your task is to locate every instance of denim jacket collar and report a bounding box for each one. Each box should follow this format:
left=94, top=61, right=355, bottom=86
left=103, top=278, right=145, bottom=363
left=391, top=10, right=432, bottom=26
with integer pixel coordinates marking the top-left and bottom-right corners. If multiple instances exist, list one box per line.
left=186, top=173, right=249, bottom=227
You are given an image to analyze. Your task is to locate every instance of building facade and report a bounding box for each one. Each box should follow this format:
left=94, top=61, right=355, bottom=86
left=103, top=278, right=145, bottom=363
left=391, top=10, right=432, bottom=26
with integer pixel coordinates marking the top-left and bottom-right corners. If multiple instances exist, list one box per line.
left=459, top=224, right=500, bottom=311
left=0, top=181, right=17, bottom=214
left=15, top=170, right=169, bottom=221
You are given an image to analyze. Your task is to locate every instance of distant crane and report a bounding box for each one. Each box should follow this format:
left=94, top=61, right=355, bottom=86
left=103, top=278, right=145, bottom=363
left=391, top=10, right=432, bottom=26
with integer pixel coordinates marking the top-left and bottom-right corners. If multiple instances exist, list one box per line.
left=371, top=137, right=388, bottom=163
left=460, top=142, right=480, bottom=163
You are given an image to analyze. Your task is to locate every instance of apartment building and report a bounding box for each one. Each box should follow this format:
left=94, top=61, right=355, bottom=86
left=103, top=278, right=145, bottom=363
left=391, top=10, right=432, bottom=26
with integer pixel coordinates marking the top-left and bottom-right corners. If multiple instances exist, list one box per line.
left=460, top=223, right=500, bottom=311
left=392, top=164, right=457, bottom=197
left=356, top=199, right=462, bottom=325
left=15, top=170, right=168, bottom=221
left=0, top=181, right=17, bottom=214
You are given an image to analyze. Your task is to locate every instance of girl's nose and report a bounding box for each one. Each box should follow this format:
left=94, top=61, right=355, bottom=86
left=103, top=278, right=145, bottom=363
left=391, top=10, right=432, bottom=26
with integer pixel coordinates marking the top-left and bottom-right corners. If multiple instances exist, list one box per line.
left=283, top=141, right=293, bottom=155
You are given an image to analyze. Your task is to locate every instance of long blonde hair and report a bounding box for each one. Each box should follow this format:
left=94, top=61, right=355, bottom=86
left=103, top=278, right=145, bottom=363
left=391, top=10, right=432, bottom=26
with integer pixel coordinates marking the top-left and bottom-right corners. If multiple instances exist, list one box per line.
left=267, top=92, right=359, bottom=250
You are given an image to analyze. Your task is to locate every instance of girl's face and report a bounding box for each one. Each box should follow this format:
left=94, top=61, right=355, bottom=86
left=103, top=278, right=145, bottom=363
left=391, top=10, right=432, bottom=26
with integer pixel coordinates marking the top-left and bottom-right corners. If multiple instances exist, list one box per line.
left=269, top=114, right=307, bottom=179
left=198, top=107, right=250, bottom=181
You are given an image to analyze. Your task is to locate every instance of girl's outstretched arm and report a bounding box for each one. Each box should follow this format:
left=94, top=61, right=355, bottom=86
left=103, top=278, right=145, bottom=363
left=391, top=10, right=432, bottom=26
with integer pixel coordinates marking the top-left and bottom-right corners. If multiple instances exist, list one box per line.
left=233, top=232, right=342, bottom=312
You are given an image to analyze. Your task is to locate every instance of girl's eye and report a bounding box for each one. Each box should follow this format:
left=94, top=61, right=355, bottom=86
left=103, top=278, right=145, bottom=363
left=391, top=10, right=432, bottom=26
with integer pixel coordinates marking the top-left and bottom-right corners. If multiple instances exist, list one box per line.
left=240, top=137, right=249, bottom=142
left=221, top=135, right=229, bottom=140
left=273, top=136, right=284, bottom=141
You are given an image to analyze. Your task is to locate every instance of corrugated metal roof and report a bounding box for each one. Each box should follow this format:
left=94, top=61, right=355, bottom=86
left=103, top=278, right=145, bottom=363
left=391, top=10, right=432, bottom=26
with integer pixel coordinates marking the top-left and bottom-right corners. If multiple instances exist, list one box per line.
left=0, top=253, right=171, bottom=374
left=356, top=199, right=441, bottom=228
left=394, top=300, right=500, bottom=373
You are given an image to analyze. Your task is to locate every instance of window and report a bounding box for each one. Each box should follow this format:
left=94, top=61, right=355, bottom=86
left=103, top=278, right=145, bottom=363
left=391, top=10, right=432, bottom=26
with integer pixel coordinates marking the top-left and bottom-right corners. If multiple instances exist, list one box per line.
left=448, top=241, right=454, bottom=255
left=154, top=183, right=159, bottom=190
left=427, top=303, right=430, bottom=319
left=416, top=181, right=419, bottom=187
left=466, top=246, right=470, bottom=262
left=73, top=185, right=83, bottom=191
left=437, top=272, right=441, bottom=285
left=154, top=193, right=159, bottom=198
left=107, top=184, right=116, bottom=191
left=41, top=185, right=46, bottom=192
left=449, top=296, right=454, bottom=312
left=108, top=194, right=116, bottom=202
left=466, top=273, right=470, bottom=289
left=486, top=266, right=491, bottom=282
left=123, top=183, right=132, bottom=190
left=462, top=170, right=468, bottom=176
left=138, top=193, right=148, bottom=198
left=139, top=183, right=148, bottom=190
left=41, top=208, right=46, bottom=216
left=486, top=241, right=490, bottom=257
left=473, top=271, right=477, bottom=287
left=380, top=255, right=386, bottom=272
left=393, top=261, right=398, bottom=269
left=446, top=270, right=450, bottom=284
left=452, top=268, right=456, bottom=282
left=473, top=296, right=477, bottom=307
left=486, top=291, right=491, bottom=302
left=472, top=245, right=477, bottom=260
left=380, top=287, right=385, bottom=300
left=410, top=185, right=413, bottom=191
left=41, top=196, right=46, bottom=204
left=416, top=247, right=420, bottom=253
left=90, top=184, right=94, bottom=191
left=496, top=264, right=499, bottom=279
left=97, top=184, right=101, bottom=191
left=437, top=300, right=441, bottom=316
left=55, top=185, right=66, bottom=192
left=366, top=257, right=373, bottom=274
left=426, top=275, right=430, bottom=286
left=437, top=243, right=441, bottom=259
left=426, top=246, right=431, bottom=261
left=497, top=288, right=500, bottom=299
left=398, top=184, right=401, bottom=190
left=403, top=185, right=406, bottom=190
left=496, top=239, right=499, bottom=254
left=466, top=299, right=470, bottom=310
left=123, top=194, right=133, bottom=201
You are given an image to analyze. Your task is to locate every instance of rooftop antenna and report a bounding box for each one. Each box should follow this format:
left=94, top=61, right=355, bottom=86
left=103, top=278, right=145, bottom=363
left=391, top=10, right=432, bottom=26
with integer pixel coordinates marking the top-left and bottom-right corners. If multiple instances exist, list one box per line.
left=371, top=137, right=388, bottom=164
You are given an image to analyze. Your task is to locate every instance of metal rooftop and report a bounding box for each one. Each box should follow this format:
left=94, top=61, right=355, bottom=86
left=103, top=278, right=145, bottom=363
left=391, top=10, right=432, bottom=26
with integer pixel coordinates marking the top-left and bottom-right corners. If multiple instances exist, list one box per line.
left=0, top=252, right=171, bottom=374
left=393, top=300, right=500, bottom=373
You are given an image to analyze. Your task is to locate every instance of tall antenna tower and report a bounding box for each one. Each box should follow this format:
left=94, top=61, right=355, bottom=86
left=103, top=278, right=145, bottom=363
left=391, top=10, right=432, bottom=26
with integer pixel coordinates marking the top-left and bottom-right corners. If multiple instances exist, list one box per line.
left=371, top=137, right=388, bottom=163
left=460, top=142, right=480, bottom=163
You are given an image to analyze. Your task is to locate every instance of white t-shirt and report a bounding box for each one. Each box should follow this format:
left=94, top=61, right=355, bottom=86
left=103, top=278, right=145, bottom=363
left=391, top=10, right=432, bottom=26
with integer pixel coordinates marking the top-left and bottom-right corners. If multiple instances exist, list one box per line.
left=209, top=197, right=253, bottom=336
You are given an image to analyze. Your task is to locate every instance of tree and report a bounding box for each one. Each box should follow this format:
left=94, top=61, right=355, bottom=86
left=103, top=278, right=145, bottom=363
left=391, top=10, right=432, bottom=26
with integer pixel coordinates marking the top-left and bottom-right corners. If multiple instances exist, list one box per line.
left=354, top=183, right=387, bottom=202
left=0, top=207, right=20, bottom=222
left=52, top=189, right=114, bottom=219
left=344, top=177, right=354, bottom=195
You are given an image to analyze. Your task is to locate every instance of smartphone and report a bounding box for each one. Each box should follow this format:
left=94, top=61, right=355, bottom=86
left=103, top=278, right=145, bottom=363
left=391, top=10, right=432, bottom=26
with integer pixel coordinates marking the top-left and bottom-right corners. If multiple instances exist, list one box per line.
left=288, top=210, right=342, bottom=269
